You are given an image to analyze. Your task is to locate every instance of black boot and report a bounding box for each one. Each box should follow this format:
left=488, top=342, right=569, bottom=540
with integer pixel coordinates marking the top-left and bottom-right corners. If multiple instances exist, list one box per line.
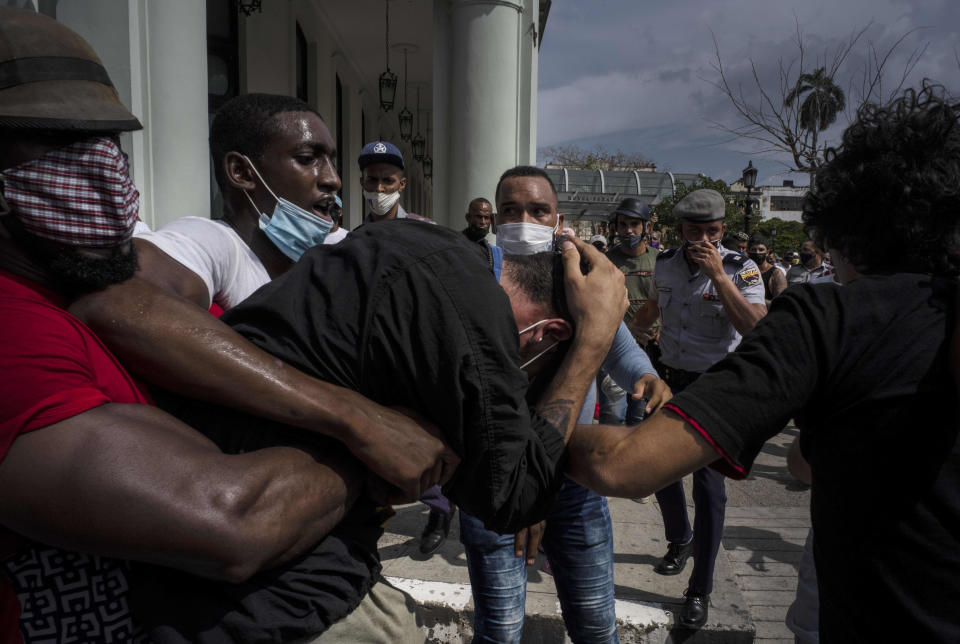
left=419, top=509, right=454, bottom=555
left=654, top=540, right=693, bottom=576
left=679, top=589, right=709, bottom=628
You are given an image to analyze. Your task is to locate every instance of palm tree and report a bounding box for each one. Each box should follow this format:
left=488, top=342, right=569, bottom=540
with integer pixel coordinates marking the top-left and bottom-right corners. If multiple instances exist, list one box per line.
left=785, top=67, right=846, bottom=132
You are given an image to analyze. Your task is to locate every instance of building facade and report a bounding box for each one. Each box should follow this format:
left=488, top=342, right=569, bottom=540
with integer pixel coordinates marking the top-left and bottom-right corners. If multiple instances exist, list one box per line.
left=10, top=0, right=548, bottom=231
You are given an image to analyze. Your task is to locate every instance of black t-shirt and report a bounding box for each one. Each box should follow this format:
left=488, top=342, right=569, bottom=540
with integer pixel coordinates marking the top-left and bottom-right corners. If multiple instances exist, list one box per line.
left=132, top=222, right=569, bottom=643
left=667, top=274, right=959, bottom=641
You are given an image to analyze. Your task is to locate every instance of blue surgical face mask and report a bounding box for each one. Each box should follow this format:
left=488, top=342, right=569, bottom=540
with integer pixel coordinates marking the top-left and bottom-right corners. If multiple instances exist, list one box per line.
left=242, top=156, right=334, bottom=261
left=622, top=233, right=645, bottom=250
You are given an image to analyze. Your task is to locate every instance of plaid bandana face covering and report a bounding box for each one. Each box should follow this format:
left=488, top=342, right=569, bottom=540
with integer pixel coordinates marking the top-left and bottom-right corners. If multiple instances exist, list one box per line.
left=1, top=137, right=140, bottom=247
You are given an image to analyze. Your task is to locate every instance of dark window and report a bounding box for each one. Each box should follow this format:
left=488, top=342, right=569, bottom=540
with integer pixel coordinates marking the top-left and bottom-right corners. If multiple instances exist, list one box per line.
left=207, top=0, right=239, bottom=218
left=206, top=0, right=239, bottom=112
left=769, top=195, right=804, bottom=211
left=296, top=23, right=308, bottom=103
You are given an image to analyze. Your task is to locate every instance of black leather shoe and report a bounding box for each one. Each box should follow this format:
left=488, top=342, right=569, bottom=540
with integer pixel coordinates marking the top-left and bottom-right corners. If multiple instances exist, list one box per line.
left=679, top=590, right=709, bottom=628
left=419, top=509, right=454, bottom=555
left=654, top=540, right=693, bottom=576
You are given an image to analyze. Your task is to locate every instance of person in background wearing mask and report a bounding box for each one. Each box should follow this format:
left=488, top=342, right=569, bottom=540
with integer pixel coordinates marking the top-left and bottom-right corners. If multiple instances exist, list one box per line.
left=590, top=234, right=608, bottom=252
left=602, top=198, right=661, bottom=424
left=462, top=196, right=496, bottom=245
left=786, top=239, right=832, bottom=285
left=748, top=234, right=787, bottom=304
left=768, top=250, right=787, bottom=276
left=462, top=165, right=670, bottom=644
left=358, top=141, right=433, bottom=223
left=127, top=93, right=338, bottom=313
left=734, top=231, right=749, bottom=254
left=649, top=230, right=662, bottom=249
left=630, top=189, right=766, bottom=628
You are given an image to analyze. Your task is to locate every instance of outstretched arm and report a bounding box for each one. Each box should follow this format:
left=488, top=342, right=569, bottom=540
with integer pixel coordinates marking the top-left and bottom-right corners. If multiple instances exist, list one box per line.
left=565, top=408, right=720, bottom=498
left=69, top=271, right=458, bottom=504
left=0, top=403, right=362, bottom=582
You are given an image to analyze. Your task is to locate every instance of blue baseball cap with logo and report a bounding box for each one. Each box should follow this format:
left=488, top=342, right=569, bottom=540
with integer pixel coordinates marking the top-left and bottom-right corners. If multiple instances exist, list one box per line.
left=358, top=141, right=404, bottom=171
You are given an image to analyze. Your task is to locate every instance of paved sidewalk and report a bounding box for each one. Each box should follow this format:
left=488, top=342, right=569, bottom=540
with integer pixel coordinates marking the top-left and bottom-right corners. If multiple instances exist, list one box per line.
left=380, top=425, right=811, bottom=642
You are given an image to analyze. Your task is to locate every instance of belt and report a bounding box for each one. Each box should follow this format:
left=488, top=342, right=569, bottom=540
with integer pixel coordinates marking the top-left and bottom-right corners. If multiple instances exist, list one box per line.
left=662, top=366, right=702, bottom=391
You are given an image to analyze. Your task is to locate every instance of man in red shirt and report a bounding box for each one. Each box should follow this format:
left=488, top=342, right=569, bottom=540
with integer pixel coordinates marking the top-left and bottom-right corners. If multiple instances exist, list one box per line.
left=0, top=9, right=393, bottom=642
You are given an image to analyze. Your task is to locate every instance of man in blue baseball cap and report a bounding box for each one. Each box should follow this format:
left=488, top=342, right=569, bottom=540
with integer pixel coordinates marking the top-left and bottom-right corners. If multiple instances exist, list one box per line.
left=358, top=141, right=433, bottom=223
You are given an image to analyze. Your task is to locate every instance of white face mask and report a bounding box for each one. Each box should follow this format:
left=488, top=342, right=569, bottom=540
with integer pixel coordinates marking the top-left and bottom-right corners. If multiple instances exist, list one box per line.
left=363, top=189, right=401, bottom=216
left=517, top=319, right=559, bottom=370
left=496, top=218, right=559, bottom=255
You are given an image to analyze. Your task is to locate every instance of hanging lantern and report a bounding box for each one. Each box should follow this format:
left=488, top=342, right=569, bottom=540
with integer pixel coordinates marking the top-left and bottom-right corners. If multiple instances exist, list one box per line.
left=412, top=86, right=425, bottom=160
left=236, top=0, right=262, bottom=17
left=422, top=155, right=433, bottom=179
left=378, top=1, right=397, bottom=111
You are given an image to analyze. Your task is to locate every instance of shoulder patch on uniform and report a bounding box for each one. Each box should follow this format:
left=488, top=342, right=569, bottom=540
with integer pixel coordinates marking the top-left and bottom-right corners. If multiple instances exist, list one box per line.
left=737, top=266, right=761, bottom=285
left=722, top=253, right=746, bottom=267
left=658, top=248, right=678, bottom=260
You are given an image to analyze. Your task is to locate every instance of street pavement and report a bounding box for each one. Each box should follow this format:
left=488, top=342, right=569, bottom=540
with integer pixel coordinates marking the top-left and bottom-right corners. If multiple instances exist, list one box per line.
left=381, top=423, right=811, bottom=643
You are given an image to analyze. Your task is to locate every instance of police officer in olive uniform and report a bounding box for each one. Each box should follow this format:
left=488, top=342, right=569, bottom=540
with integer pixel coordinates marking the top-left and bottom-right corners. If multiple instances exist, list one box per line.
left=632, top=189, right=767, bottom=627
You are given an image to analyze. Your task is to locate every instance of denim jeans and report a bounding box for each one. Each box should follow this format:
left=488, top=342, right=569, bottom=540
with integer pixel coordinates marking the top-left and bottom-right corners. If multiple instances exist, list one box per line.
left=597, top=387, right=626, bottom=425
left=459, top=478, right=619, bottom=644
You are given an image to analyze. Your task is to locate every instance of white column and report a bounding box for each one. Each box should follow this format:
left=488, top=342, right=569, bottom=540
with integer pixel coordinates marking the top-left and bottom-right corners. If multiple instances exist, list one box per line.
left=442, top=0, right=526, bottom=228
left=143, top=2, right=210, bottom=227
left=54, top=1, right=209, bottom=229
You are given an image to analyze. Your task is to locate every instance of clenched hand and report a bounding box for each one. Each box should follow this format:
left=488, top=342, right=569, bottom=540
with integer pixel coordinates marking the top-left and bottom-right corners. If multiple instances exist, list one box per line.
left=345, top=399, right=459, bottom=504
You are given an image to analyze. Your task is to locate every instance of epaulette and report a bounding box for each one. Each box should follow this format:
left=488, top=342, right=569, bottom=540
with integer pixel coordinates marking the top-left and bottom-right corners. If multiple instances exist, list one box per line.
left=722, top=252, right=747, bottom=267
left=657, top=248, right=678, bottom=261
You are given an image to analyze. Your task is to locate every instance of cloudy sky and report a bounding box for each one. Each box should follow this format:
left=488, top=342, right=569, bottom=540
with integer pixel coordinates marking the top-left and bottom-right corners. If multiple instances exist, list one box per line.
left=537, top=0, right=960, bottom=186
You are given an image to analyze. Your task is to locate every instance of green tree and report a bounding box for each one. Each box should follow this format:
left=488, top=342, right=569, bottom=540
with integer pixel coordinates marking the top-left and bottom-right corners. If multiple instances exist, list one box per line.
left=784, top=67, right=846, bottom=133
left=753, top=218, right=806, bottom=257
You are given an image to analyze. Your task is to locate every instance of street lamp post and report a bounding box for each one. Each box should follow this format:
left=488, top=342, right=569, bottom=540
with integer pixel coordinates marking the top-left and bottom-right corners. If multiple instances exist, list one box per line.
left=741, top=160, right=758, bottom=236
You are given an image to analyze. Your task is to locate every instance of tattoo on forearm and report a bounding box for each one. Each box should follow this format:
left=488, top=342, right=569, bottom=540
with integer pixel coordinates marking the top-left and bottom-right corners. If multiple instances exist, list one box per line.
left=539, top=399, right=574, bottom=437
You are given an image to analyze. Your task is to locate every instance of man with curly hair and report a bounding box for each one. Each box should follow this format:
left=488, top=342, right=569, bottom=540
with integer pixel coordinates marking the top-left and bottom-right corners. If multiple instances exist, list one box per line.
left=567, top=84, right=960, bottom=641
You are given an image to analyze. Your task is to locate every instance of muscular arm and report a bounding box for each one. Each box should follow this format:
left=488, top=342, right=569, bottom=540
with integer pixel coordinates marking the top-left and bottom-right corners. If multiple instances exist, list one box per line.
left=565, top=408, right=720, bottom=498
left=769, top=268, right=788, bottom=299
left=0, top=403, right=361, bottom=582
left=134, top=237, right=211, bottom=308
left=69, top=268, right=456, bottom=502
left=534, top=237, right=628, bottom=443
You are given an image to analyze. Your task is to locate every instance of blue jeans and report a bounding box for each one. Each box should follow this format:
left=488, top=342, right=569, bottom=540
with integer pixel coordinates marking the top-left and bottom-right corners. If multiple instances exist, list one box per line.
left=459, top=478, right=619, bottom=644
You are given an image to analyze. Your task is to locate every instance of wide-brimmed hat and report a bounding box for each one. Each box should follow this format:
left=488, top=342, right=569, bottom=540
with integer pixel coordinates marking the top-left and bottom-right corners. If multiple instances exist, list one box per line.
left=0, top=7, right=141, bottom=132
